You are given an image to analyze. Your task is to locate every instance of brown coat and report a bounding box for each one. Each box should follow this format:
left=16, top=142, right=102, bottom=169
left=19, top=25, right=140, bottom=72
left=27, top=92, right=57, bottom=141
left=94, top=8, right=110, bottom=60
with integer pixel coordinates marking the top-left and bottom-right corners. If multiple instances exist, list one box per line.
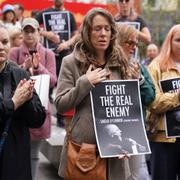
left=55, top=52, right=130, bottom=180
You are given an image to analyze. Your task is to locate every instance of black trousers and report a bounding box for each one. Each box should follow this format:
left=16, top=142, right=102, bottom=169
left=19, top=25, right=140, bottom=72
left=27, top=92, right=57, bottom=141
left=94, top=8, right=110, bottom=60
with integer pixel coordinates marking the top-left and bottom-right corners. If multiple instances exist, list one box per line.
left=55, top=50, right=70, bottom=78
left=150, top=141, right=180, bottom=180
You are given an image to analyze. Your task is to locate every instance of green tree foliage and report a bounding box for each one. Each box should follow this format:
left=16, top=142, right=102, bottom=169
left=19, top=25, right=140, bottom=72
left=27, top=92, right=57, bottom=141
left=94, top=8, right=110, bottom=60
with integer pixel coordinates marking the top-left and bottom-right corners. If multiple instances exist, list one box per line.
left=139, top=0, right=179, bottom=58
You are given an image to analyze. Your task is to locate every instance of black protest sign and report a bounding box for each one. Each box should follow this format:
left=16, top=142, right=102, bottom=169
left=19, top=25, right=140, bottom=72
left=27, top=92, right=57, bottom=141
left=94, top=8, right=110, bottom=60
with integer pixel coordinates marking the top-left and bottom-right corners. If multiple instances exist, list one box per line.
left=43, top=11, right=71, bottom=50
left=160, top=77, right=180, bottom=137
left=90, top=80, right=151, bottom=158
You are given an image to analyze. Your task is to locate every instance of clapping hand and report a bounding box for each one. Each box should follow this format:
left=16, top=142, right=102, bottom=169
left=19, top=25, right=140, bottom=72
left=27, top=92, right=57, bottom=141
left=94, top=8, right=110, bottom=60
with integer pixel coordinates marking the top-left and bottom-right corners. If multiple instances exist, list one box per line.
left=32, top=52, right=40, bottom=69
left=12, top=79, right=35, bottom=110
left=23, top=55, right=33, bottom=71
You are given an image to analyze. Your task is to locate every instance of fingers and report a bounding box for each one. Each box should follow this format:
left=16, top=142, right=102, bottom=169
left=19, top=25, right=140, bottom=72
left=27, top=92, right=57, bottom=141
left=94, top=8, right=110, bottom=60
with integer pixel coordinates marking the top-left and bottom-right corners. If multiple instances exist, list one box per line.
left=12, top=79, right=35, bottom=110
left=56, top=42, right=68, bottom=52
left=17, top=79, right=35, bottom=99
left=17, top=79, right=26, bottom=88
left=29, top=79, right=36, bottom=92
left=118, top=153, right=130, bottom=159
left=87, top=64, right=94, bottom=73
left=86, top=65, right=110, bottom=85
left=24, top=56, right=33, bottom=70
left=129, top=62, right=140, bottom=79
left=98, top=69, right=109, bottom=78
left=32, top=53, right=40, bottom=68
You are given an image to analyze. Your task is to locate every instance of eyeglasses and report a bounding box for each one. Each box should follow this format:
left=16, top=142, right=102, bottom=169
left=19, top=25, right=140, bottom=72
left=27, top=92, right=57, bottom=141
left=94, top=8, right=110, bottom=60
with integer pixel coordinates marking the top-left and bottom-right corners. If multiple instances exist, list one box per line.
left=119, top=0, right=130, bottom=3
left=125, top=40, right=138, bottom=47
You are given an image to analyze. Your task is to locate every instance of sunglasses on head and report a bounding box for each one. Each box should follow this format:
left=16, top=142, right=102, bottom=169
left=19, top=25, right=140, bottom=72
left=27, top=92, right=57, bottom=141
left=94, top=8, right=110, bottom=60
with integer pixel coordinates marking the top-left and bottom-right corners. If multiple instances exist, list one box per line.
left=119, top=0, right=130, bottom=3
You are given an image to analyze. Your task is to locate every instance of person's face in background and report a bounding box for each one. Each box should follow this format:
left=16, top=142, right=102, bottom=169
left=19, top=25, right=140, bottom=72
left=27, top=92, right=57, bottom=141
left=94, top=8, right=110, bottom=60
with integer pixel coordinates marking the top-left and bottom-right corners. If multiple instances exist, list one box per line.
left=4, top=11, right=15, bottom=23
left=13, top=34, right=23, bottom=47
left=0, top=28, right=10, bottom=71
left=146, top=44, right=158, bottom=60
left=90, top=14, right=111, bottom=55
left=122, top=35, right=138, bottom=59
left=14, top=5, right=23, bottom=20
left=53, top=0, right=64, bottom=9
left=23, top=25, right=39, bottom=47
left=171, top=28, right=180, bottom=61
left=118, top=0, right=133, bottom=17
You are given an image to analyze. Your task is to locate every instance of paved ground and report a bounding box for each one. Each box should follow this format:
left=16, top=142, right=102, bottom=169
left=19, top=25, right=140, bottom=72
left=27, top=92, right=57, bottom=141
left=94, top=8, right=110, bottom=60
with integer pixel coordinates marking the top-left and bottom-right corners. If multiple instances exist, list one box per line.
left=37, top=153, right=60, bottom=180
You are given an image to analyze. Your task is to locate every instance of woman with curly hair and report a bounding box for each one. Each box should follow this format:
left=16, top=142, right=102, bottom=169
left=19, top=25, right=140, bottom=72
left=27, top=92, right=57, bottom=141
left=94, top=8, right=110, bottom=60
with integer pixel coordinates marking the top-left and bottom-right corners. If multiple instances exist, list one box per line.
left=55, top=8, right=132, bottom=180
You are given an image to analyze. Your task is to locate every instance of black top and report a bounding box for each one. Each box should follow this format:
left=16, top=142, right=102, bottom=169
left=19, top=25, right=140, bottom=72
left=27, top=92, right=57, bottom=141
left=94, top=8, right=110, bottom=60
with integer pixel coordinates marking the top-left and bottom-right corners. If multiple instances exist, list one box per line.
left=0, top=61, right=46, bottom=180
left=115, top=15, right=148, bottom=31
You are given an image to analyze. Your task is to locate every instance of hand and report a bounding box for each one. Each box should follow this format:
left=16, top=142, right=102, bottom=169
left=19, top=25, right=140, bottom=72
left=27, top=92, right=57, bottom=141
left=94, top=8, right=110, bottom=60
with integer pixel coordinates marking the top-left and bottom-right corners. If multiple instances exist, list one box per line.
left=49, top=32, right=60, bottom=44
left=118, top=152, right=130, bottom=159
left=86, top=65, right=109, bottom=85
left=128, top=61, right=140, bottom=79
left=56, top=40, right=69, bottom=52
left=32, top=52, right=40, bottom=69
left=40, top=29, right=60, bottom=44
left=23, top=55, right=33, bottom=71
left=12, top=79, right=35, bottom=110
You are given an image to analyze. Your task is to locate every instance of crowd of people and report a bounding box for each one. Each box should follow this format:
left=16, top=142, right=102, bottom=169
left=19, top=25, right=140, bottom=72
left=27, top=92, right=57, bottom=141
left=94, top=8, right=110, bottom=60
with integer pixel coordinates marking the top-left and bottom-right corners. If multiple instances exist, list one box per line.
left=0, top=0, right=180, bottom=180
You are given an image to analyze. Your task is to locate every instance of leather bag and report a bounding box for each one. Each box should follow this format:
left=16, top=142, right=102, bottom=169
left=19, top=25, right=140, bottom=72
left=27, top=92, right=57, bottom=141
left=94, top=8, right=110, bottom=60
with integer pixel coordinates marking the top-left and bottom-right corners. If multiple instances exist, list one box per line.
left=64, top=126, right=106, bottom=180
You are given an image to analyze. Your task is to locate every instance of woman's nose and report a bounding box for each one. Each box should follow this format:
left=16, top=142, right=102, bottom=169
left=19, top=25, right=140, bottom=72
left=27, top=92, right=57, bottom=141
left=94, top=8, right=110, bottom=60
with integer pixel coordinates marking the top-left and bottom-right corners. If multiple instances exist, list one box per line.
left=0, top=42, right=4, bottom=48
left=100, top=28, right=106, bottom=36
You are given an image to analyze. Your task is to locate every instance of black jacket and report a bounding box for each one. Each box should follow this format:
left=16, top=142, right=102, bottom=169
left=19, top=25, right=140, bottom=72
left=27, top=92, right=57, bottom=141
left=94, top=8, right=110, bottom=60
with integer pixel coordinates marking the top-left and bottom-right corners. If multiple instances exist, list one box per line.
left=0, top=61, right=46, bottom=180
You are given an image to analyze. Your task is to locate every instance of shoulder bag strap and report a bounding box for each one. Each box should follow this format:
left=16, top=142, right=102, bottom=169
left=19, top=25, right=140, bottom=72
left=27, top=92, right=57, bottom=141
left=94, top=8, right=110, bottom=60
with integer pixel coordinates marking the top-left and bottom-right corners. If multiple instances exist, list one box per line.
left=0, top=69, right=13, bottom=155
left=66, top=117, right=79, bottom=142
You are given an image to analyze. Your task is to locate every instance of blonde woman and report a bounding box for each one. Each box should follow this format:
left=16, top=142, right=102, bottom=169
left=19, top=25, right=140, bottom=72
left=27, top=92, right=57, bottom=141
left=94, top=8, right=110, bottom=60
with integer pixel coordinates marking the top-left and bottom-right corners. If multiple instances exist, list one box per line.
left=148, top=24, right=180, bottom=180
left=9, top=28, right=23, bottom=47
left=116, top=23, right=155, bottom=180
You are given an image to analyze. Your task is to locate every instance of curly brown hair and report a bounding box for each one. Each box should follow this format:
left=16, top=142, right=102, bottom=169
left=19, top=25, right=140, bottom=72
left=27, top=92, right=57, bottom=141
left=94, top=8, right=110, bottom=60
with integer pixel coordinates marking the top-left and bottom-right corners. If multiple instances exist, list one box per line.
left=74, top=8, right=129, bottom=79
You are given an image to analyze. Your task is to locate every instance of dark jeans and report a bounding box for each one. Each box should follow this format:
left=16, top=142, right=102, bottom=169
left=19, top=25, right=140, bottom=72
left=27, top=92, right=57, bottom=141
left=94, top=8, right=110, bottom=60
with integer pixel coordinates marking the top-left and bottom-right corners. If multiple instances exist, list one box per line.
left=150, top=141, right=180, bottom=180
left=56, top=114, right=65, bottom=127
left=55, top=50, right=70, bottom=78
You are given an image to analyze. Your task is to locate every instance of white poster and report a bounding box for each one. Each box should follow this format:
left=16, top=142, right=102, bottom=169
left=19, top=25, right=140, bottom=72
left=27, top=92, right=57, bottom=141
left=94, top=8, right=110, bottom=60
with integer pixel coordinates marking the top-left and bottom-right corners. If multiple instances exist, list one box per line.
left=31, top=74, right=50, bottom=110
